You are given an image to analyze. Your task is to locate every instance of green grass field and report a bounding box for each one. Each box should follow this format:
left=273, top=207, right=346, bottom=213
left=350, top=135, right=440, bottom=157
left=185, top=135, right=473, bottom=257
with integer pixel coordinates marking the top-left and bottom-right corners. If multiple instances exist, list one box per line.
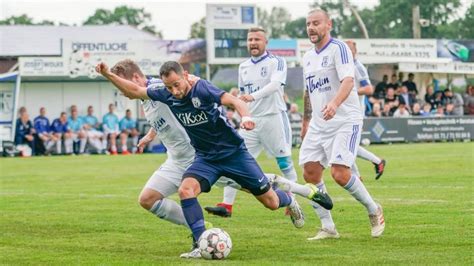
left=1, top=142, right=473, bottom=265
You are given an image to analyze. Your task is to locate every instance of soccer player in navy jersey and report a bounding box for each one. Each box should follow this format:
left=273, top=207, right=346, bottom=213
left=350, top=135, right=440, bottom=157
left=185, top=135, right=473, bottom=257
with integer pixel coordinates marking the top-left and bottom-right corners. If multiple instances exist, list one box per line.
left=96, top=60, right=333, bottom=258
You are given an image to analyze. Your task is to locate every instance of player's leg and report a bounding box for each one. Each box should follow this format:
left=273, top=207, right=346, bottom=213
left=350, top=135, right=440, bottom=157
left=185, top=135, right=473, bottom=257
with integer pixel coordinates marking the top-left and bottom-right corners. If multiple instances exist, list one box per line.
left=131, top=129, right=139, bottom=153
left=357, top=145, right=386, bottom=180
left=330, top=124, right=384, bottom=237
left=78, top=130, right=87, bottom=154
left=120, top=131, right=130, bottom=154
left=109, top=132, right=118, bottom=154
left=64, top=132, right=73, bottom=154
left=53, top=133, right=62, bottom=154
left=270, top=111, right=298, bottom=182
left=299, top=129, right=339, bottom=240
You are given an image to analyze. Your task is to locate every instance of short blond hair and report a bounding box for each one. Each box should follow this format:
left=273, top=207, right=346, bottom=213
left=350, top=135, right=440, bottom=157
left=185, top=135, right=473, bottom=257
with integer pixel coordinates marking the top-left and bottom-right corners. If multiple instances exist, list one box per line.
left=111, top=59, right=144, bottom=80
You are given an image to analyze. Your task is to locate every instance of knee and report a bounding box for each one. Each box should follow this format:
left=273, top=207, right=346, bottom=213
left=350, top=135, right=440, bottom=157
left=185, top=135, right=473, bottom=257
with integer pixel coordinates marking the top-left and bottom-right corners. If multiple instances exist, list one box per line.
left=303, top=167, right=322, bottom=184
left=331, top=166, right=350, bottom=184
left=138, top=191, right=162, bottom=210
left=178, top=184, right=197, bottom=199
left=263, top=200, right=279, bottom=210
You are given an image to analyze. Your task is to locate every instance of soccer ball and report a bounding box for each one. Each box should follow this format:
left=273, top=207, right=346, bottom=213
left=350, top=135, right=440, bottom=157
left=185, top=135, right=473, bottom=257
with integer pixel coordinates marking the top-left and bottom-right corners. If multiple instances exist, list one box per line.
left=361, top=138, right=371, bottom=146
left=198, top=228, right=232, bottom=260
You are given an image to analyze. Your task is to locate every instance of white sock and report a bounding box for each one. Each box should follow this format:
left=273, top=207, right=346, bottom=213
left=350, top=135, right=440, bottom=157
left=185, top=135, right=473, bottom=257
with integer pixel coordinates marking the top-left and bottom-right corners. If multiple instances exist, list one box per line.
left=122, top=145, right=128, bottom=152
left=357, top=146, right=381, bottom=164
left=273, top=175, right=312, bottom=198
left=132, top=136, right=139, bottom=147
left=79, top=138, right=87, bottom=153
left=56, top=140, right=61, bottom=154
left=222, top=186, right=238, bottom=205
left=45, top=140, right=55, bottom=151
left=91, top=138, right=102, bottom=152
left=149, top=198, right=187, bottom=226
left=344, top=175, right=378, bottom=215
left=65, top=138, right=73, bottom=154
left=102, top=139, right=108, bottom=150
left=311, top=182, right=335, bottom=230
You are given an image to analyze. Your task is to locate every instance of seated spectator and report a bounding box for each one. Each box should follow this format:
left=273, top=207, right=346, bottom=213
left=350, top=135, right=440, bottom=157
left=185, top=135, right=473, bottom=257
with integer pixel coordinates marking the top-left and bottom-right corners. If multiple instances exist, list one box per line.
left=421, top=103, right=432, bottom=117
left=386, top=74, right=398, bottom=91
left=442, top=88, right=464, bottom=116
left=384, top=87, right=399, bottom=113
left=434, top=105, right=445, bottom=117
left=374, top=74, right=388, bottom=99
left=119, top=109, right=139, bottom=154
left=382, top=104, right=393, bottom=117
left=403, top=73, right=418, bottom=96
left=445, top=103, right=456, bottom=115
left=83, top=105, right=106, bottom=153
left=34, top=107, right=58, bottom=155
left=68, top=108, right=87, bottom=154
left=411, top=103, right=422, bottom=116
left=15, top=107, right=35, bottom=154
left=51, top=112, right=73, bottom=154
left=393, top=103, right=410, bottom=118
left=464, top=85, right=474, bottom=115
left=371, top=102, right=382, bottom=117
left=424, top=86, right=435, bottom=107
left=398, top=85, right=417, bottom=111
left=103, top=103, right=120, bottom=155
left=288, top=103, right=303, bottom=147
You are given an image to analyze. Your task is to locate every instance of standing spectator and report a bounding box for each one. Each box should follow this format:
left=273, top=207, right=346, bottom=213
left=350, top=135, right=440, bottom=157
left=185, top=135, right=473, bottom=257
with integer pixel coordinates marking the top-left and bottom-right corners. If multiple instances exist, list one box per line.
left=403, top=73, right=418, bottom=96
left=463, top=85, right=474, bottom=115
left=34, top=107, right=57, bottom=154
left=411, top=103, right=422, bottom=116
left=288, top=103, right=303, bottom=147
left=398, top=85, right=416, bottom=111
left=51, top=112, right=73, bottom=154
left=15, top=107, right=35, bottom=154
left=442, top=88, right=464, bottom=116
left=68, top=108, right=87, bottom=154
left=103, top=103, right=120, bottom=155
left=424, top=86, right=435, bottom=107
left=386, top=74, right=398, bottom=91
left=397, top=72, right=404, bottom=87
left=393, top=103, right=410, bottom=118
left=83, top=105, right=106, bottom=153
left=119, top=109, right=139, bottom=154
left=374, top=74, right=388, bottom=99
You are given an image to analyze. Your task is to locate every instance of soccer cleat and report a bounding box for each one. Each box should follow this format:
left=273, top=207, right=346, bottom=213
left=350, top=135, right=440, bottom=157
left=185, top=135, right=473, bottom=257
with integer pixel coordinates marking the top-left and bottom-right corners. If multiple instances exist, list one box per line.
left=287, top=198, right=305, bottom=228
left=374, top=159, right=386, bottom=180
left=307, top=228, right=340, bottom=240
left=204, top=203, right=232, bottom=217
left=369, top=203, right=385, bottom=237
left=180, top=242, right=201, bottom=259
left=121, top=150, right=131, bottom=155
left=305, top=184, right=333, bottom=210
left=110, top=150, right=118, bottom=155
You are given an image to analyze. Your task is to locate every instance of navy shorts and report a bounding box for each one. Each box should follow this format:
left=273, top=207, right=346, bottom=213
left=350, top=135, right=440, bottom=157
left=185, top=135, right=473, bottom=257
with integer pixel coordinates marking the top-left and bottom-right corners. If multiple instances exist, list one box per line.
left=183, top=149, right=270, bottom=196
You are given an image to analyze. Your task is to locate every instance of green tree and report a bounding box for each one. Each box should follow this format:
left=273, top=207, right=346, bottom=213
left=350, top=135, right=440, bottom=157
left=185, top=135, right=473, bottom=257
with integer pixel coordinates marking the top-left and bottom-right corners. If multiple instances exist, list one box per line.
left=284, top=17, right=307, bottom=38
left=83, top=6, right=162, bottom=37
left=189, top=17, right=206, bottom=38
left=258, top=7, right=292, bottom=38
left=0, top=14, right=61, bottom=25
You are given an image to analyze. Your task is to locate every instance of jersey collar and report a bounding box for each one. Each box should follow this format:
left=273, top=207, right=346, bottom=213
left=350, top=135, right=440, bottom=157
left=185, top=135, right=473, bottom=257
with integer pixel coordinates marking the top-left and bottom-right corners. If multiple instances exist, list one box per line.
left=251, top=51, right=270, bottom=64
left=315, top=37, right=333, bottom=54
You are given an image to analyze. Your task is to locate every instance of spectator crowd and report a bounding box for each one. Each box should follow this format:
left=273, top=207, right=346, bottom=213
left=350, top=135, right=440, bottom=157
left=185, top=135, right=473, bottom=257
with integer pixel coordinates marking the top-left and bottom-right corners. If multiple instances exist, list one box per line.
left=14, top=104, right=139, bottom=156
left=367, top=73, right=474, bottom=118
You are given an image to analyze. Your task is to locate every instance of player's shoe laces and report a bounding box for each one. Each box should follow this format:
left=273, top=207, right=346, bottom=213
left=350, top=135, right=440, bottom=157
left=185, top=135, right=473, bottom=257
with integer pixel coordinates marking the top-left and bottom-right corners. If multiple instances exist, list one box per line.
left=374, top=159, right=386, bottom=180
left=369, top=203, right=385, bottom=237
left=180, top=242, right=201, bottom=259
left=287, top=198, right=305, bottom=228
left=307, top=228, right=340, bottom=240
left=204, top=203, right=232, bottom=217
left=305, top=184, right=333, bottom=210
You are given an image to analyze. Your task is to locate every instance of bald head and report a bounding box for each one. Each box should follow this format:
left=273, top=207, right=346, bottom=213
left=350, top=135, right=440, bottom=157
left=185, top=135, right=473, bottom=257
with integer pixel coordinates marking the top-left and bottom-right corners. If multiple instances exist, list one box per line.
left=308, top=9, right=330, bottom=20
left=306, top=9, right=332, bottom=45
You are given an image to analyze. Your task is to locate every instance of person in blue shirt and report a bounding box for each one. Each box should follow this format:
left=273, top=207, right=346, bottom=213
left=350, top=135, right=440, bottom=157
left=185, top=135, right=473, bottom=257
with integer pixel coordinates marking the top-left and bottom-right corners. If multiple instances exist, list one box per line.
left=96, top=60, right=333, bottom=258
left=103, top=103, right=120, bottom=155
left=83, top=105, right=106, bottom=154
left=34, top=107, right=58, bottom=154
left=51, top=112, right=73, bottom=154
left=15, top=107, right=35, bottom=154
left=68, top=108, right=87, bottom=154
left=119, top=109, right=139, bottom=154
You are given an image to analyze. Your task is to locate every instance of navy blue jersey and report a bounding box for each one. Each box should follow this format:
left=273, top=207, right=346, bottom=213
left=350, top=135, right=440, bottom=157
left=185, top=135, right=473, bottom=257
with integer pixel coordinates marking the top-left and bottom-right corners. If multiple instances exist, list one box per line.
left=51, top=119, right=69, bottom=133
left=147, top=79, right=245, bottom=161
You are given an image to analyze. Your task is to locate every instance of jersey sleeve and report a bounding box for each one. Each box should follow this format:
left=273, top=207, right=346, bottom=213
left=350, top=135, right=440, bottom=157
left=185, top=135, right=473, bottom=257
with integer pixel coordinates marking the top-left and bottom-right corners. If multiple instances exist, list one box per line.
left=199, top=80, right=225, bottom=105
left=146, top=87, right=168, bottom=103
left=333, top=41, right=355, bottom=81
left=355, top=62, right=371, bottom=87
left=270, top=56, right=287, bottom=85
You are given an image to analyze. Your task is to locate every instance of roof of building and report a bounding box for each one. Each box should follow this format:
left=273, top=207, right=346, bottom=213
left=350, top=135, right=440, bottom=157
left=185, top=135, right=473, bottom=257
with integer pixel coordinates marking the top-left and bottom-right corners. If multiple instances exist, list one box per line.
left=0, top=25, right=160, bottom=57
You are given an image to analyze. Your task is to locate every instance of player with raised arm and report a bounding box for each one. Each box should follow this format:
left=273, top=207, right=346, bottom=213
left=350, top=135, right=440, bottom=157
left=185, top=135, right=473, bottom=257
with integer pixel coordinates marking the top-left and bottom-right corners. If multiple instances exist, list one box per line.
left=300, top=10, right=385, bottom=240
left=205, top=27, right=301, bottom=219
left=96, top=60, right=333, bottom=259
left=345, top=40, right=386, bottom=180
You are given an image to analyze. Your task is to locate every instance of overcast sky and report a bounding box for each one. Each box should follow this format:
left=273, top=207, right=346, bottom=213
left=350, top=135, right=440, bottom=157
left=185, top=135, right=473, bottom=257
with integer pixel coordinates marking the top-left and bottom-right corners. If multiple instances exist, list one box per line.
left=0, top=0, right=387, bottom=39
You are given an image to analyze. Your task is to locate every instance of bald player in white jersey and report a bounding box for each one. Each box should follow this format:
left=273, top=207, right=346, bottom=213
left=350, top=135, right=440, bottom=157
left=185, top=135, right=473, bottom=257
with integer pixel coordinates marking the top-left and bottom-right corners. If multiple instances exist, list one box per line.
left=345, top=40, right=386, bottom=181
left=300, top=9, right=385, bottom=239
left=205, top=27, right=300, bottom=218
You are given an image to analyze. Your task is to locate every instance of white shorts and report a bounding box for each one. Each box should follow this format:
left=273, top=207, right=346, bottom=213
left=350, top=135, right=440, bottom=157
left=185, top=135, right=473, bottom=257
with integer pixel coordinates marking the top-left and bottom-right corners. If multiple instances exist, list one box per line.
left=104, top=128, right=120, bottom=135
left=239, top=112, right=292, bottom=158
left=299, top=123, right=361, bottom=168
left=144, top=159, right=188, bottom=197
left=86, top=130, right=104, bottom=138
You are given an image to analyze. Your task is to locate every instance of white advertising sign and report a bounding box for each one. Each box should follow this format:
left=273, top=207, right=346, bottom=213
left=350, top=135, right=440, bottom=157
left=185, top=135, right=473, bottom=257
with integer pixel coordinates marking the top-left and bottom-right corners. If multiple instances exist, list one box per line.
left=399, top=62, right=474, bottom=74
left=19, top=57, right=66, bottom=76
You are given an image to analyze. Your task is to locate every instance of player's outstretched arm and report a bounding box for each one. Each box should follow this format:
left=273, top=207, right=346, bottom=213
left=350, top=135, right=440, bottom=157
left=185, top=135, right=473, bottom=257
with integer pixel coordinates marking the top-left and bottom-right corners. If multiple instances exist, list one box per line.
left=301, top=90, right=312, bottom=139
left=240, top=81, right=281, bottom=103
left=322, top=77, right=354, bottom=121
left=221, top=93, right=255, bottom=130
left=95, top=62, right=150, bottom=100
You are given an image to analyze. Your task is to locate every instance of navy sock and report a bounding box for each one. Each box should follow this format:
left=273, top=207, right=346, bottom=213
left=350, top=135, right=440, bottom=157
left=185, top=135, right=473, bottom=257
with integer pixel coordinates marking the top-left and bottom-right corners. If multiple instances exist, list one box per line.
left=275, top=188, right=292, bottom=208
left=181, top=198, right=206, bottom=242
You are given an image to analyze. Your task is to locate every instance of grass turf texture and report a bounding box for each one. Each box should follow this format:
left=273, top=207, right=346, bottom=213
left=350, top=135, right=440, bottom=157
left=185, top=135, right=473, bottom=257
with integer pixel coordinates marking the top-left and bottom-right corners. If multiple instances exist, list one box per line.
left=1, top=142, right=472, bottom=265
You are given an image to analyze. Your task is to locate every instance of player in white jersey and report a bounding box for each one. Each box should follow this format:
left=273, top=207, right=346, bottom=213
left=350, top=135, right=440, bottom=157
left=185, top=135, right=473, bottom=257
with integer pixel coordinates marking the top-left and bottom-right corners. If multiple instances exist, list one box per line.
left=346, top=40, right=386, bottom=180
left=205, top=27, right=300, bottom=218
left=300, top=9, right=385, bottom=239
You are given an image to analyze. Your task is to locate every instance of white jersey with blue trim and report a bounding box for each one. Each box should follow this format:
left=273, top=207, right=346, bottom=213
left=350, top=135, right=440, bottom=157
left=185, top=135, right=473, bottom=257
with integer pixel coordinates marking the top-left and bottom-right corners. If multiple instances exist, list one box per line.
left=354, top=59, right=371, bottom=113
left=239, top=52, right=287, bottom=117
left=142, top=78, right=195, bottom=166
left=302, top=38, right=362, bottom=132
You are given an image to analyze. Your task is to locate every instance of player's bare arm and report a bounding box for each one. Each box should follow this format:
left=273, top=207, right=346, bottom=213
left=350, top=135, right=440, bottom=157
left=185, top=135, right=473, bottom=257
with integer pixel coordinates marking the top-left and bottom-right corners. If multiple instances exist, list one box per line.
left=358, top=83, right=374, bottom=96
left=239, top=81, right=281, bottom=103
left=221, top=93, right=255, bottom=130
left=137, top=127, right=157, bottom=152
left=322, top=77, right=354, bottom=121
left=301, top=89, right=312, bottom=139
left=96, top=62, right=150, bottom=100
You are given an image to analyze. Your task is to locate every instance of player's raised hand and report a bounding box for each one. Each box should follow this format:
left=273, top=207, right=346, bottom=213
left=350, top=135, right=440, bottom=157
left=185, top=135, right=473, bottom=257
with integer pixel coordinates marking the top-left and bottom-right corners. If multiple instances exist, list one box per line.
left=240, top=116, right=255, bottom=130
left=95, top=62, right=111, bottom=77
left=239, top=95, right=254, bottom=103
left=322, top=101, right=337, bottom=121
